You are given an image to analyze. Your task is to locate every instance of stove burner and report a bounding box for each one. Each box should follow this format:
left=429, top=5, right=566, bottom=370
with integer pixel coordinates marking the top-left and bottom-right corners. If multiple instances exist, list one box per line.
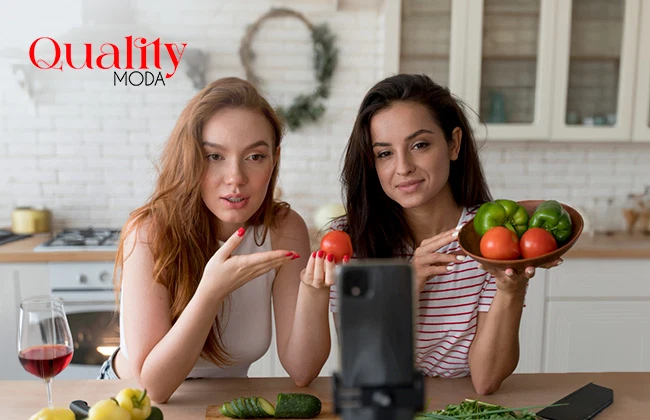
left=38, top=228, right=121, bottom=250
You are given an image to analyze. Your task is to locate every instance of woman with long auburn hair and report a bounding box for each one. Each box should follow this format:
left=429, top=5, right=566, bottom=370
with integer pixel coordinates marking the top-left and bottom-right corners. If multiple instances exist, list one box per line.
left=327, top=74, right=561, bottom=395
left=98, top=77, right=335, bottom=403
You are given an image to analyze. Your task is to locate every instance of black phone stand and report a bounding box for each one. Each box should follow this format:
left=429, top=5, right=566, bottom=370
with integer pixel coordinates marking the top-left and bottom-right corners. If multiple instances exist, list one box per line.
left=332, top=371, right=425, bottom=415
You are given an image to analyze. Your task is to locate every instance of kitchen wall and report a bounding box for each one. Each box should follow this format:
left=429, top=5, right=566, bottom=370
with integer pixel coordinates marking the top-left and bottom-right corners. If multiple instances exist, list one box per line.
left=1, top=0, right=649, bottom=233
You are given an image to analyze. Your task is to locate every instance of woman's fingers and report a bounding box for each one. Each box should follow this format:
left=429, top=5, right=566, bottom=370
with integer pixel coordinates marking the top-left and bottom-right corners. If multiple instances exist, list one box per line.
left=215, top=227, right=247, bottom=261
left=539, top=258, right=563, bottom=269
left=524, top=266, right=536, bottom=279
left=417, top=227, right=461, bottom=252
left=300, top=249, right=335, bottom=288
left=244, top=249, right=297, bottom=278
left=324, top=254, right=337, bottom=286
left=417, top=264, right=454, bottom=281
left=413, top=251, right=464, bottom=268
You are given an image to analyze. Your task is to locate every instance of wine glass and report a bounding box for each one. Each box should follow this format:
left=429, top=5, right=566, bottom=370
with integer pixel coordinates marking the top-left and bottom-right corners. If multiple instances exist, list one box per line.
left=17, top=295, right=74, bottom=408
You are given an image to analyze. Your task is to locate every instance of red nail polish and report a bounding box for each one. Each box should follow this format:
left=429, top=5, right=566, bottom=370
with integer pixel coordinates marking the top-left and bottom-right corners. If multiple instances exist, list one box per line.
left=236, top=227, right=245, bottom=237
left=311, top=251, right=317, bottom=258
left=343, top=255, right=350, bottom=263
left=291, top=253, right=300, bottom=260
left=285, top=252, right=294, bottom=257
left=326, top=254, right=334, bottom=262
left=317, top=250, right=325, bottom=258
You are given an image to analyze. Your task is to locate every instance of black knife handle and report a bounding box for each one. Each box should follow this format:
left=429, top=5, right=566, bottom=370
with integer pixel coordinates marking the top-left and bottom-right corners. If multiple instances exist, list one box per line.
left=69, top=400, right=90, bottom=419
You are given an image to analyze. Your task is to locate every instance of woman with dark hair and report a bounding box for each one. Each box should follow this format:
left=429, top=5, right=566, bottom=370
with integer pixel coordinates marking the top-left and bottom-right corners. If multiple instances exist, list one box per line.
left=329, top=74, right=560, bottom=395
left=99, top=77, right=335, bottom=402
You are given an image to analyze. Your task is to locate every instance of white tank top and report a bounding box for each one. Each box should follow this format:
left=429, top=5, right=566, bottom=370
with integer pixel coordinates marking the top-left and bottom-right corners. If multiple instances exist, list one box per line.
left=120, top=228, right=275, bottom=378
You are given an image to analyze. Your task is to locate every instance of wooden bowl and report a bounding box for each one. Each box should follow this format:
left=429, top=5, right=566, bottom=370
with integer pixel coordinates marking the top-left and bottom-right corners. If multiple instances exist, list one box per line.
left=458, top=200, right=584, bottom=272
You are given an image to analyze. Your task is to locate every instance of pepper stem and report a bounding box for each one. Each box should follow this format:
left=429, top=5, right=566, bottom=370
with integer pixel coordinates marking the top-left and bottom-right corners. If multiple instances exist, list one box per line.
left=137, top=389, right=148, bottom=404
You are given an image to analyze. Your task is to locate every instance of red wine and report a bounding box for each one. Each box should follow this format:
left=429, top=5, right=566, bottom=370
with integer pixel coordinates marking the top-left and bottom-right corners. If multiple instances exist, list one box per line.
left=19, top=345, right=73, bottom=379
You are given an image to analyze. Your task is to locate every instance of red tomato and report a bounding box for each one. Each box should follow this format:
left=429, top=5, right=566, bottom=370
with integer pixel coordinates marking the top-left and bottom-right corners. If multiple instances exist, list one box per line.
left=519, top=227, right=557, bottom=259
left=320, top=230, right=353, bottom=263
left=480, top=226, right=520, bottom=260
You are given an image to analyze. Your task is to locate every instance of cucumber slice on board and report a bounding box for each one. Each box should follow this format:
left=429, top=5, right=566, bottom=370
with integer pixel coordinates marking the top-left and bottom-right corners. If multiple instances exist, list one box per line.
left=235, top=398, right=253, bottom=418
left=220, top=402, right=239, bottom=418
left=219, top=404, right=236, bottom=418
left=255, top=397, right=275, bottom=417
left=229, top=399, right=246, bottom=418
left=274, top=393, right=322, bottom=418
left=243, top=397, right=259, bottom=418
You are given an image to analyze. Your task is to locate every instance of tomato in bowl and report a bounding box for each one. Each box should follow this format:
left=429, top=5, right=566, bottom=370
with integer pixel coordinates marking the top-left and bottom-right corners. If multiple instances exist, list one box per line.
left=458, top=200, right=584, bottom=272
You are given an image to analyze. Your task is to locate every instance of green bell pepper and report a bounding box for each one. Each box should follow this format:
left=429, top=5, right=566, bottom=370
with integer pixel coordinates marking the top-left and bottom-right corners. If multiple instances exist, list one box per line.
left=528, top=200, right=572, bottom=244
left=474, top=199, right=530, bottom=238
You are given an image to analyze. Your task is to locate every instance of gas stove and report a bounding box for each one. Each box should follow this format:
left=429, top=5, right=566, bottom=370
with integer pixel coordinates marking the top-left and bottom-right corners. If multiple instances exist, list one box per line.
left=34, top=228, right=121, bottom=252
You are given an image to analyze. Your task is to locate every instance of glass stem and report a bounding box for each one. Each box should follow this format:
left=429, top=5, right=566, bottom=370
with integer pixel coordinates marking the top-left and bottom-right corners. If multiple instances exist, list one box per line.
left=45, top=378, right=53, bottom=408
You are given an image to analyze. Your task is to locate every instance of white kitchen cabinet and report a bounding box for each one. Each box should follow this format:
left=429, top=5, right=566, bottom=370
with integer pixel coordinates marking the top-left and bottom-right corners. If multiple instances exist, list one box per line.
left=0, top=263, right=50, bottom=380
left=464, top=0, right=557, bottom=141
left=544, top=301, right=650, bottom=372
left=550, top=0, right=640, bottom=141
left=385, top=0, right=466, bottom=95
left=515, top=259, right=650, bottom=374
left=632, top=1, right=650, bottom=142
left=391, top=0, right=646, bottom=142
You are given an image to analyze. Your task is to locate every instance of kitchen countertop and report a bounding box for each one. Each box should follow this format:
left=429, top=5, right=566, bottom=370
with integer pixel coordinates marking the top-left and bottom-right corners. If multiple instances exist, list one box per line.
left=1, top=373, right=648, bottom=419
left=0, top=232, right=649, bottom=263
left=564, top=231, right=650, bottom=258
left=0, top=235, right=117, bottom=262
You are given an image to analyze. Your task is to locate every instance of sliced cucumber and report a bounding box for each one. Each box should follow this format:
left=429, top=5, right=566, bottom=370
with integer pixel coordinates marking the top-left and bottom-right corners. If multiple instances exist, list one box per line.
left=219, top=403, right=238, bottom=419
left=243, top=397, right=259, bottom=418
left=228, top=399, right=245, bottom=418
left=255, top=397, right=275, bottom=417
left=274, top=393, right=322, bottom=418
left=235, top=397, right=254, bottom=418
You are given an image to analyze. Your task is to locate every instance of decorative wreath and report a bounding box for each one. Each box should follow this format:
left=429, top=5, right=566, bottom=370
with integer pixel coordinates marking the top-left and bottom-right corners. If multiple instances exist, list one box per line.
left=239, top=8, right=339, bottom=131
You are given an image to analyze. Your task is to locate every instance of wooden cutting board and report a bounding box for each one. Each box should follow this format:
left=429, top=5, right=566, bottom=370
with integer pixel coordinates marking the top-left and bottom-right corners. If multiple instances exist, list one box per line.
left=206, top=401, right=337, bottom=419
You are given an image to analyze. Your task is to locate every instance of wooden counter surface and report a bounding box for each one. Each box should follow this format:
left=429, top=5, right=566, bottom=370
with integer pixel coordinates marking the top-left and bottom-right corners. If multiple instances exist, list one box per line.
left=0, top=235, right=116, bottom=262
left=0, top=232, right=649, bottom=263
left=565, top=232, right=650, bottom=259
left=1, top=372, right=647, bottom=419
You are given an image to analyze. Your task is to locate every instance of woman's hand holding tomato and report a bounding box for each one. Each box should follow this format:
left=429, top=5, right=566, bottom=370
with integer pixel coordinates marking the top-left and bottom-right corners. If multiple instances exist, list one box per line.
left=320, top=230, right=353, bottom=263
left=300, top=230, right=352, bottom=288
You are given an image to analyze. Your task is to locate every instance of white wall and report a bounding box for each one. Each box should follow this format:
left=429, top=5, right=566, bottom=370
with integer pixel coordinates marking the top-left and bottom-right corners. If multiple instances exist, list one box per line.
left=0, top=0, right=649, bottom=233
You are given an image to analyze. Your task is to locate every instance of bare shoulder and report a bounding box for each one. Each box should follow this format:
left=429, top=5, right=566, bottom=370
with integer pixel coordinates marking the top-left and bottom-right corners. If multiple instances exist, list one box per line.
left=121, top=217, right=155, bottom=261
left=270, top=208, right=309, bottom=249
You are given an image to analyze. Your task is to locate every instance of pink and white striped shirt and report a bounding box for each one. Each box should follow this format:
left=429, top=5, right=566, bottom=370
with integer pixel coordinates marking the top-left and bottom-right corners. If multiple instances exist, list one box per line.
left=329, top=206, right=496, bottom=378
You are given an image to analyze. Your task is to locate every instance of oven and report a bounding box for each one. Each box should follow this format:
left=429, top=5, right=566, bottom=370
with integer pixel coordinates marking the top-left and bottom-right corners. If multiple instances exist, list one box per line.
left=49, top=262, right=120, bottom=380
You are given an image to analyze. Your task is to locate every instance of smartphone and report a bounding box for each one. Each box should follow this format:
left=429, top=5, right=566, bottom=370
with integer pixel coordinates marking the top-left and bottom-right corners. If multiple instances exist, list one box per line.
left=333, top=261, right=423, bottom=420
left=536, top=382, right=614, bottom=420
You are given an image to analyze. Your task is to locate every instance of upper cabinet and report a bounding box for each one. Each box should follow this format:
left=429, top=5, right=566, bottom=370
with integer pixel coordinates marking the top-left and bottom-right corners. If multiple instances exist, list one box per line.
left=551, top=0, right=640, bottom=141
left=464, top=0, right=556, bottom=140
left=399, top=0, right=453, bottom=87
left=388, top=0, right=647, bottom=142
left=633, top=1, right=650, bottom=142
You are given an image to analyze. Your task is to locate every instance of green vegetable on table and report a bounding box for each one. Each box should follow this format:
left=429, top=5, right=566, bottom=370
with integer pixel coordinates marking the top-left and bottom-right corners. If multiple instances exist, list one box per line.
left=219, top=393, right=321, bottom=419
left=415, top=399, right=562, bottom=419
left=528, top=200, right=572, bottom=245
left=474, top=199, right=530, bottom=238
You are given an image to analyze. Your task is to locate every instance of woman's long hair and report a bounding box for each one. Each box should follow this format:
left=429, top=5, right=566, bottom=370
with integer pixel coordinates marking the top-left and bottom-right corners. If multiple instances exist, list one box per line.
left=115, top=77, right=287, bottom=366
left=340, top=74, right=492, bottom=258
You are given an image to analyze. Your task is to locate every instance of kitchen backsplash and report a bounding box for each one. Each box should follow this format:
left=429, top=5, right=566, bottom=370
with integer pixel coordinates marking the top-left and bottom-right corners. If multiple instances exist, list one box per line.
left=1, top=0, right=649, bottom=232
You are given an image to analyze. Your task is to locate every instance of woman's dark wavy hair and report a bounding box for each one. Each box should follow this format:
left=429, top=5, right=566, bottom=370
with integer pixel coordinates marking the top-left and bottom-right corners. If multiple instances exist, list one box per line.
left=340, top=74, right=492, bottom=258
